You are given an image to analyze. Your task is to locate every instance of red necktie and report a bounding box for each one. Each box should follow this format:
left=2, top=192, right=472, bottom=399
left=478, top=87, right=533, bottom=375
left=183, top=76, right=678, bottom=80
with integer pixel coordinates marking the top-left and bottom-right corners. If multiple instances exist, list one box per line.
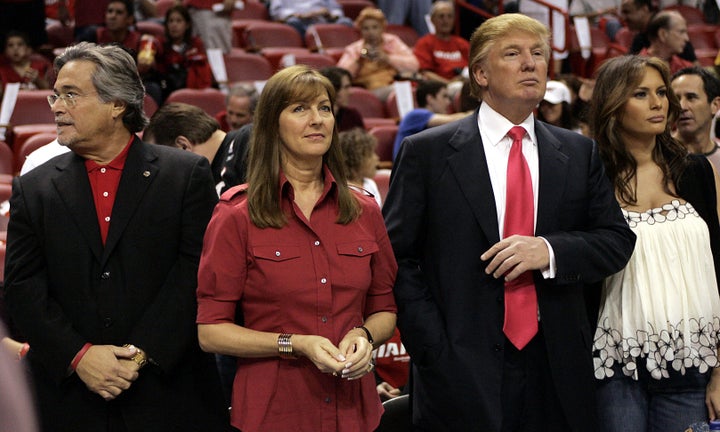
left=502, top=126, right=538, bottom=350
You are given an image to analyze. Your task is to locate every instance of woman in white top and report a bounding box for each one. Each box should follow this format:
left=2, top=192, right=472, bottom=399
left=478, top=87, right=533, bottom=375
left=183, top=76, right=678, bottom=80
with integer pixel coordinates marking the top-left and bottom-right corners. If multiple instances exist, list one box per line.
left=590, top=54, right=720, bottom=431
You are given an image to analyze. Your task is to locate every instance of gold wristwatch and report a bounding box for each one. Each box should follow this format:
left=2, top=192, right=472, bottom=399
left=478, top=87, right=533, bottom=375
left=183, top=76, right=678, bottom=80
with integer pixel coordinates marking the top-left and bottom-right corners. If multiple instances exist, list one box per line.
left=123, top=344, right=148, bottom=368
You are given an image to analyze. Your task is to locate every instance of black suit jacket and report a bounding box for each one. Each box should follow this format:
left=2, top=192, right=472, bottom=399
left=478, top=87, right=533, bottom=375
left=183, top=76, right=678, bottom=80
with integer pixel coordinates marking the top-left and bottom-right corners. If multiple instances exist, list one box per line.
left=383, top=112, right=636, bottom=431
left=3, top=138, right=228, bottom=431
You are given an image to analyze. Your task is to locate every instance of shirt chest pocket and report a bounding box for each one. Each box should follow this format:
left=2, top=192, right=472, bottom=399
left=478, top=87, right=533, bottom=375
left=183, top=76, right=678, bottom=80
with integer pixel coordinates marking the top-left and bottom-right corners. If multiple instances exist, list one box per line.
left=335, top=240, right=379, bottom=290
left=252, top=245, right=306, bottom=294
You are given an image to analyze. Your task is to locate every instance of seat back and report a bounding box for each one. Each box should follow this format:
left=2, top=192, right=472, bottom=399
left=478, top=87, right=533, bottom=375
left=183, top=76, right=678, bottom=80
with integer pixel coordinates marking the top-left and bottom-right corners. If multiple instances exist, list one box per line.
left=665, top=5, right=707, bottom=25
left=347, top=87, right=386, bottom=119
left=305, top=23, right=360, bottom=51
left=224, top=51, right=274, bottom=83
left=386, top=24, right=419, bottom=47
left=46, top=21, right=74, bottom=49
left=0, top=141, right=13, bottom=175
left=14, top=132, right=57, bottom=175
left=373, top=168, right=391, bottom=206
left=338, top=0, right=374, bottom=20
left=231, top=1, right=269, bottom=20
left=244, top=22, right=303, bottom=51
left=135, top=20, right=165, bottom=39
left=164, top=88, right=226, bottom=117
left=369, top=125, right=398, bottom=164
left=9, top=90, right=55, bottom=127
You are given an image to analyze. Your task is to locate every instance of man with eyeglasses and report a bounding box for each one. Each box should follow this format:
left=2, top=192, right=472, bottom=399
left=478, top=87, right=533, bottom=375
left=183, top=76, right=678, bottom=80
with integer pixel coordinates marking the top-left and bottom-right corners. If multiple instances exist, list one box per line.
left=3, top=42, right=228, bottom=432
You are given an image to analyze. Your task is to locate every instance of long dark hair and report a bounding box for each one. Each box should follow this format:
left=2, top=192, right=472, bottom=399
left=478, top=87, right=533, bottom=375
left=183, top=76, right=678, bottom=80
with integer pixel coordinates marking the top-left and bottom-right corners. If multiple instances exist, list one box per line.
left=164, top=5, right=193, bottom=46
left=589, top=55, right=688, bottom=206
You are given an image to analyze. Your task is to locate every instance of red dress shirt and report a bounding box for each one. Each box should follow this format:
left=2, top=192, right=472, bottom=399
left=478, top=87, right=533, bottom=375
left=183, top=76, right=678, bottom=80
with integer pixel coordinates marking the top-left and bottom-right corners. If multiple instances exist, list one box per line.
left=197, top=166, right=398, bottom=432
left=84, top=138, right=132, bottom=244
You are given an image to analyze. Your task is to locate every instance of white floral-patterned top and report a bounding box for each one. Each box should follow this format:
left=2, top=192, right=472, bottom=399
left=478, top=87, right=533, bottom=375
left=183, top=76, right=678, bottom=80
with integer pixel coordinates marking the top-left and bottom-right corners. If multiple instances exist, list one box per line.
left=593, top=200, right=720, bottom=381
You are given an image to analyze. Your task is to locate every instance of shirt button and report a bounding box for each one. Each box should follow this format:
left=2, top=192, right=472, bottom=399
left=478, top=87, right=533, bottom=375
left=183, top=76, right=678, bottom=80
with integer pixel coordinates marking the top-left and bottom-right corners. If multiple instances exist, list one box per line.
left=103, top=317, right=113, bottom=328
left=324, top=397, right=331, bottom=403
left=314, top=241, right=320, bottom=246
left=496, top=296, right=503, bottom=304
left=100, top=168, right=106, bottom=173
left=357, top=246, right=363, bottom=253
left=101, top=271, right=110, bottom=279
left=104, top=216, right=110, bottom=222
left=275, top=251, right=281, bottom=257
left=103, top=192, right=109, bottom=197
left=321, top=316, right=327, bottom=323
left=320, top=278, right=327, bottom=284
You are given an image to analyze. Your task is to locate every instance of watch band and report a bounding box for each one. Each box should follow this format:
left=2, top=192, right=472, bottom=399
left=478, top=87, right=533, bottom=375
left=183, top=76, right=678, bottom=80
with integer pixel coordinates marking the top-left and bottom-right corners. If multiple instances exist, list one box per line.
left=354, top=325, right=374, bottom=345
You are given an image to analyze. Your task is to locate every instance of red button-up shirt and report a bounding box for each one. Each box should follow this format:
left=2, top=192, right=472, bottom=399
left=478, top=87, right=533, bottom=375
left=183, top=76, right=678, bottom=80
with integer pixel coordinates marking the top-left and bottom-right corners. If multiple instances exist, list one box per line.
left=84, top=138, right=133, bottom=244
left=197, top=166, right=398, bottom=432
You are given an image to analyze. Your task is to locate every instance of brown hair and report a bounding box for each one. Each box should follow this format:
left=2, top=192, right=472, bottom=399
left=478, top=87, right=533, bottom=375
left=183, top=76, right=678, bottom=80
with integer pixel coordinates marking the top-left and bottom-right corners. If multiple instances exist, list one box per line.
left=339, top=128, right=377, bottom=181
left=354, top=7, right=387, bottom=29
left=589, top=55, right=687, bottom=205
left=246, top=65, right=361, bottom=228
left=145, top=102, right=219, bottom=146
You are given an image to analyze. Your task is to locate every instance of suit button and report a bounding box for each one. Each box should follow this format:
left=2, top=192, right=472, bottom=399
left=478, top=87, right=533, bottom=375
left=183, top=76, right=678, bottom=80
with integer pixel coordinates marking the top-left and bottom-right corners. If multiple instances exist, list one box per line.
left=496, top=296, right=503, bottom=304
left=494, top=343, right=503, bottom=352
left=103, top=318, right=113, bottom=328
left=101, top=271, right=110, bottom=280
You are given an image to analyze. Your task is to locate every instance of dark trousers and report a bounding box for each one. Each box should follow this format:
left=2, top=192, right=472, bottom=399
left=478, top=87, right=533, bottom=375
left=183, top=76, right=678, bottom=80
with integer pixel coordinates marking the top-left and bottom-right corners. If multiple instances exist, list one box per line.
left=500, top=328, right=570, bottom=432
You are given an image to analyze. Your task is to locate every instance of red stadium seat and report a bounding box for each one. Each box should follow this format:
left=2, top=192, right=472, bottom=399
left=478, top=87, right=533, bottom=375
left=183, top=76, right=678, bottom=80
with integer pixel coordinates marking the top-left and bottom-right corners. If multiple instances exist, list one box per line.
left=338, top=0, right=374, bottom=20
left=224, top=51, right=274, bottom=83
left=665, top=5, right=706, bottom=25
left=305, top=23, right=360, bottom=61
left=0, top=141, right=13, bottom=175
left=164, top=88, right=226, bottom=117
left=243, top=21, right=303, bottom=52
left=373, top=168, right=391, bottom=205
left=347, top=87, right=386, bottom=119
left=135, top=20, right=165, bottom=39
left=14, top=132, right=57, bottom=175
left=386, top=24, right=419, bottom=47
left=9, top=90, right=55, bottom=127
left=369, top=125, right=398, bottom=165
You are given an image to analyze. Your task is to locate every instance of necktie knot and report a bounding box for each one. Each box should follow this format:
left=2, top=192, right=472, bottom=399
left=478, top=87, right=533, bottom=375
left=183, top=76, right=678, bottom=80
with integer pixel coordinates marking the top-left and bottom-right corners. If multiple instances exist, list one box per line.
left=507, top=126, right=526, bottom=144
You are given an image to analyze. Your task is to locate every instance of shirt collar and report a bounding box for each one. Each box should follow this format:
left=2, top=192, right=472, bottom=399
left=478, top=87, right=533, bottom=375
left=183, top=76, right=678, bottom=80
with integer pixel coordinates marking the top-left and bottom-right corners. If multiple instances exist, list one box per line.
left=84, top=136, right=135, bottom=173
left=478, top=102, right=537, bottom=147
left=279, top=164, right=338, bottom=203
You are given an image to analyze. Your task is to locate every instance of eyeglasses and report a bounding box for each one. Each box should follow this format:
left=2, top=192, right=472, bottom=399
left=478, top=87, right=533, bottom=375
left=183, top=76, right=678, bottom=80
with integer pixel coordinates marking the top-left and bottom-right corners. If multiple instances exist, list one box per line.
left=47, top=91, right=96, bottom=108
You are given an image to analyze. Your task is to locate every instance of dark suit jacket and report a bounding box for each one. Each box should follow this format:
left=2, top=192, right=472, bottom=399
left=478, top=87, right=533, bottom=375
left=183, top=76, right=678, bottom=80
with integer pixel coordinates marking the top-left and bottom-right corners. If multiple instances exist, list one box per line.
left=3, top=138, right=228, bottom=431
left=382, top=112, right=636, bottom=431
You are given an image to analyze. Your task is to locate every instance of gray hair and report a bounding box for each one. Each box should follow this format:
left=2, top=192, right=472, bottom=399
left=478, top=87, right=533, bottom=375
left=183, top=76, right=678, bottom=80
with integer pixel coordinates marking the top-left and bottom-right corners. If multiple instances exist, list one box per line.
left=54, top=42, right=148, bottom=132
left=226, top=83, right=259, bottom=113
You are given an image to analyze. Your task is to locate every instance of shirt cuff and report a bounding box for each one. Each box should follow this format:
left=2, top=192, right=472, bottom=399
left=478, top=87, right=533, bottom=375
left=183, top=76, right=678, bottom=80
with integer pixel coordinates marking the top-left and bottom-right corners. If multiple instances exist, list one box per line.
left=539, top=236, right=556, bottom=279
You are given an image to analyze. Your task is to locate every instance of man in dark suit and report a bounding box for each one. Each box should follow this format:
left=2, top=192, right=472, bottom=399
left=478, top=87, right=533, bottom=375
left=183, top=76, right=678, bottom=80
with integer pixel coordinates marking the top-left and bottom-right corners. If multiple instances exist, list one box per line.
left=383, top=14, right=636, bottom=431
left=3, top=42, right=228, bottom=431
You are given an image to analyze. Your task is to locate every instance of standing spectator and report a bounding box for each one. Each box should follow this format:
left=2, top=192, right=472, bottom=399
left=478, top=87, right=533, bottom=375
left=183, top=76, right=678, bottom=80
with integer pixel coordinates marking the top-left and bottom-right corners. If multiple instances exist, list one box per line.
left=215, top=83, right=258, bottom=132
left=145, top=4, right=214, bottom=103
left=320, top=66, right=366, bottom=131
left=0, top=31, right=51, bottom=91
left=671, top=66, right=720, bottom=171
left=2, top=42, right=228, bottom=432
left=638, top=10, right=692, bottom=75
left=376, top=0, right=431, bottom=36
left=269, top=0, right=353, bottom=39
left=339, top=128, right=382, bottom=207
left=183, top=0, right=233, bottom=53
left=392, top=80, right=471, bottom=160
left=337, top=7, right=419, bottom=101
left=590, top=54, right=720, bottom=432
left=196, top=65, right=397, bottom=432
left=413, top=1, right=469, bottom=96
left=383, top=13, right=635, bottom=431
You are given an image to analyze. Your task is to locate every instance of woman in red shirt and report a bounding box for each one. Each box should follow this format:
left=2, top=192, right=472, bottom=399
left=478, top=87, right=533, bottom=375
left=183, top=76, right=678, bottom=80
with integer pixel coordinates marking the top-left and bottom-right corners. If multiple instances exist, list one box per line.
left=196, top=65, right=398, bottom=432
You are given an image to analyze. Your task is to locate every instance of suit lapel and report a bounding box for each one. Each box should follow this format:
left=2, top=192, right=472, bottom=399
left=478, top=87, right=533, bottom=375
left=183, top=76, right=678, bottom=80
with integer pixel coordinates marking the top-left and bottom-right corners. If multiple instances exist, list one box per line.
left=102, top=138, right=157, bottom=264
left=534, top=121, right=569, bottom=235
left=446, top=114, right=501, bottom=245
left=52, top=152, right=104, bottom=262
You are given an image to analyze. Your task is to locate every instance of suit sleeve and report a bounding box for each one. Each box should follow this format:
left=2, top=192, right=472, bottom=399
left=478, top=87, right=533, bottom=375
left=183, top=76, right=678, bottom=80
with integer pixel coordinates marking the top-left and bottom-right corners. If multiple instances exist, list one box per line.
left=543, top=140, right=636, bottom=284
left=127, top=157, right=218, bottom=373
left=382, top=137, right=448, bottom=366
left=3, top=176, right=90, bottom=382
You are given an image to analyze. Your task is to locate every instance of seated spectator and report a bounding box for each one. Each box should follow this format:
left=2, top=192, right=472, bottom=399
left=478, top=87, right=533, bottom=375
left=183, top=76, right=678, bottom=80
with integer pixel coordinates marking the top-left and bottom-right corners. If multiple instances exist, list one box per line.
left=339, top=128, right=382, bottom=207
left=0, top=31, right=51, bottom=91
left=93, top=0, right=141, bottom=53
left=537, top=80, right=580, bottom=133
left=392, top=80, right=472, bottom=160
left=373, top=327, right=410, bottom=401
left=269, top=0, right=353, bottom=38
left=215, top=83, right=258, bottom=132
left=413, top=1, right=469, bottom=96
left=144, top=102, right=245, bottom=193
left=320, top=66, right=366, bottom=131
left=143, top=4, right=213, bottom=103
left=638, top=10, right=693, bottom=74
left=337, top=7, right=419, bottom=101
